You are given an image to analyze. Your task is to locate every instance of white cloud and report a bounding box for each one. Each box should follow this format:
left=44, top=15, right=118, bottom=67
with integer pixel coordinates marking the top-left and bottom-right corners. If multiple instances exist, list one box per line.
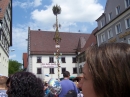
left=12, top=1, right=20, bottom=7
left=13, top=1, right=33, bottom=9
left=31, top=0, right=103, bottom=23
left=12, top=0, right=42, bottom=8
left=81, top=25, right=88, bottom=32
left=33, top=0, right=42, bottom=7
left=12, top=25, right=28, bottom=50
left=12, top=22, right=43, bottom=50
left=30, top=0, right=104, bottom=32
left=9, top=54, right=16, bottom=59
left=12, top=0, right=104, bottom=50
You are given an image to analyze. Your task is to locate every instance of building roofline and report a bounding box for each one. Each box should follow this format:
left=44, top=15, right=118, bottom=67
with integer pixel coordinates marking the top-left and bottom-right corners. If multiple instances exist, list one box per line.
left=96, top=13, right=105, bottom=21
left=94, top=7, right=130, bottom=35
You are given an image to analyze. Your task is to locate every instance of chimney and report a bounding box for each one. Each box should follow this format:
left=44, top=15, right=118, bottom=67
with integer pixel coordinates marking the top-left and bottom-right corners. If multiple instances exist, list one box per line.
left=38, top=29, right=41, bottom=31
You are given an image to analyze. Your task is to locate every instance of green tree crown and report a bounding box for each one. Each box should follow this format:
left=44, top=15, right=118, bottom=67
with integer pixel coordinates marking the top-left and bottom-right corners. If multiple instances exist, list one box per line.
left=9, top=59, right=23, bottom=75
left=52, top=4, right=61, bottom=16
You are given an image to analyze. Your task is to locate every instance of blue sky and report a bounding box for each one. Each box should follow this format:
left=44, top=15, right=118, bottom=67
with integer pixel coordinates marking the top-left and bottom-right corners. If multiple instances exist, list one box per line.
left=9, top=0, right=106, bottom=64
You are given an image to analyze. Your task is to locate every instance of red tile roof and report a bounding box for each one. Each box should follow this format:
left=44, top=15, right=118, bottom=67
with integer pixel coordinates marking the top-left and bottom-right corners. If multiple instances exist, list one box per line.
left=22, top=53, right=28, bottom=68
left=0, top=0, right=10, bottom=19
left=77, top=37, right=87, bottom=52
left=81, top=27, right=98, bottom=52
left=29, top=30, right=90, bottom=54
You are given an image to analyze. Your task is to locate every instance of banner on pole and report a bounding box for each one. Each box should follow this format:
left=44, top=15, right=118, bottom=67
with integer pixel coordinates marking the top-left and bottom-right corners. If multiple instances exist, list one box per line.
left=41, top=63, right=58, bottom=68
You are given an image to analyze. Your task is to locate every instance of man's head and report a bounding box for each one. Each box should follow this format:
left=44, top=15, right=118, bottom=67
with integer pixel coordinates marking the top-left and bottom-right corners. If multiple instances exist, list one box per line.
left=63, top=71, right=70, bottom=78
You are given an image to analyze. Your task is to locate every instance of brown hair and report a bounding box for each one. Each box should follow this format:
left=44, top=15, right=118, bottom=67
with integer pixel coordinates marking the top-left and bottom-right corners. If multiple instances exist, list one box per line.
left=63, top=71, right=70, bottom=77
left=85, top=43, right=130, bottom=97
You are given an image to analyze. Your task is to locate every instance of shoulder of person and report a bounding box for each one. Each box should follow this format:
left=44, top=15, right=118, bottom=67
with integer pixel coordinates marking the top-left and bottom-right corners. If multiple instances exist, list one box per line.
left=0, top=90, right=7, bottom=92
left=0, top=90, right=7, bottom=97
left=60, top=79, right=69, bottom=82
left=65, top=90, right=77, bottom=97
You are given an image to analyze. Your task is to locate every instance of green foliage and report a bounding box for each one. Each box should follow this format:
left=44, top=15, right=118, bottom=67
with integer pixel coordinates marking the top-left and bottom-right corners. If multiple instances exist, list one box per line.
left=9, top=59, right=23, bottom=75
left=52, top=4, right=61, bottom=16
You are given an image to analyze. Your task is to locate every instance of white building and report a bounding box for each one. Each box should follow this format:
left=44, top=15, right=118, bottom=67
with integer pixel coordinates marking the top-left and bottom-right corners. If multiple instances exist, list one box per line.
left=0, top=0, right=12, bottom=76
left=95, top=0, right=130, bottom=46
left=29, top=55, right=80, bottom=81
left=26, top=27, right=90, bottom=81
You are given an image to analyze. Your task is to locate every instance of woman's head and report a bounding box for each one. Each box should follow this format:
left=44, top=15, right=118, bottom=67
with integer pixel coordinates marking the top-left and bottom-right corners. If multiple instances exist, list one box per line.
left=8, top=71, right=44, bottom=97
left=0, top=76, right=8, bottom=89
left=82, top=43, right=130, bottom=97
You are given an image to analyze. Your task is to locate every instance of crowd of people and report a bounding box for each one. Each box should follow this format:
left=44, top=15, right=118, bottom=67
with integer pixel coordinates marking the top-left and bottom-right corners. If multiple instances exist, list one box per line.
left=0, top=43, right=130, bottom=97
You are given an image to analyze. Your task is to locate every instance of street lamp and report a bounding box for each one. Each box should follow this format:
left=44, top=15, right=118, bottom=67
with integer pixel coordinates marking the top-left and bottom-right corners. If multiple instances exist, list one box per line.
left=52, top=4, right=62, bottom=79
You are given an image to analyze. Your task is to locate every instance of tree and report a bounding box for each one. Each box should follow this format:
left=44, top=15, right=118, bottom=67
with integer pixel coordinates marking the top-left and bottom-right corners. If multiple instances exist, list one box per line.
left=9, top=59, right=23, bottom=75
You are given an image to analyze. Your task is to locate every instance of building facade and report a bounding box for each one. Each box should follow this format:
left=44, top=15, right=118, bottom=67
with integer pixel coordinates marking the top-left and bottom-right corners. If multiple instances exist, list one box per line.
left=28, top=54, right=79, bottom=81
left=26, top=27, right=90, bottom=81
left=77, top=27, right=97, bottom=76
left=0, top=0, right=12, bottom=76
left=95, top=0, right=130, bottom=46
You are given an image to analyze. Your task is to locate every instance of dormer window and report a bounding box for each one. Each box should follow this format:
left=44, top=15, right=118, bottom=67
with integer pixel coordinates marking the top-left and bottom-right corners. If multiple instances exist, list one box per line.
left=101, top=33, right=106, bottom=43
left=107, top=28, right=113, bottom=39
left=100, top=20, right=104, bottom=28
left=108, top=12, right=112, bottom=21
left=116, top=6, right=120, bottom=15
left=125, top=16, right=130, bottom=29
left=125, top=0, right=130, bottom=8
left=115, top=23, right=122, bottom=34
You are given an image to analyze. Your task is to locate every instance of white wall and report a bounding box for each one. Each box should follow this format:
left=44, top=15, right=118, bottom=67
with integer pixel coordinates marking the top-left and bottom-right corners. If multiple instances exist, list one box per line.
left=0, top=1, right=11, bottom=77
left=0, top=46, right=9, bottom=76
left=29, top=54, right=78, bottom=82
